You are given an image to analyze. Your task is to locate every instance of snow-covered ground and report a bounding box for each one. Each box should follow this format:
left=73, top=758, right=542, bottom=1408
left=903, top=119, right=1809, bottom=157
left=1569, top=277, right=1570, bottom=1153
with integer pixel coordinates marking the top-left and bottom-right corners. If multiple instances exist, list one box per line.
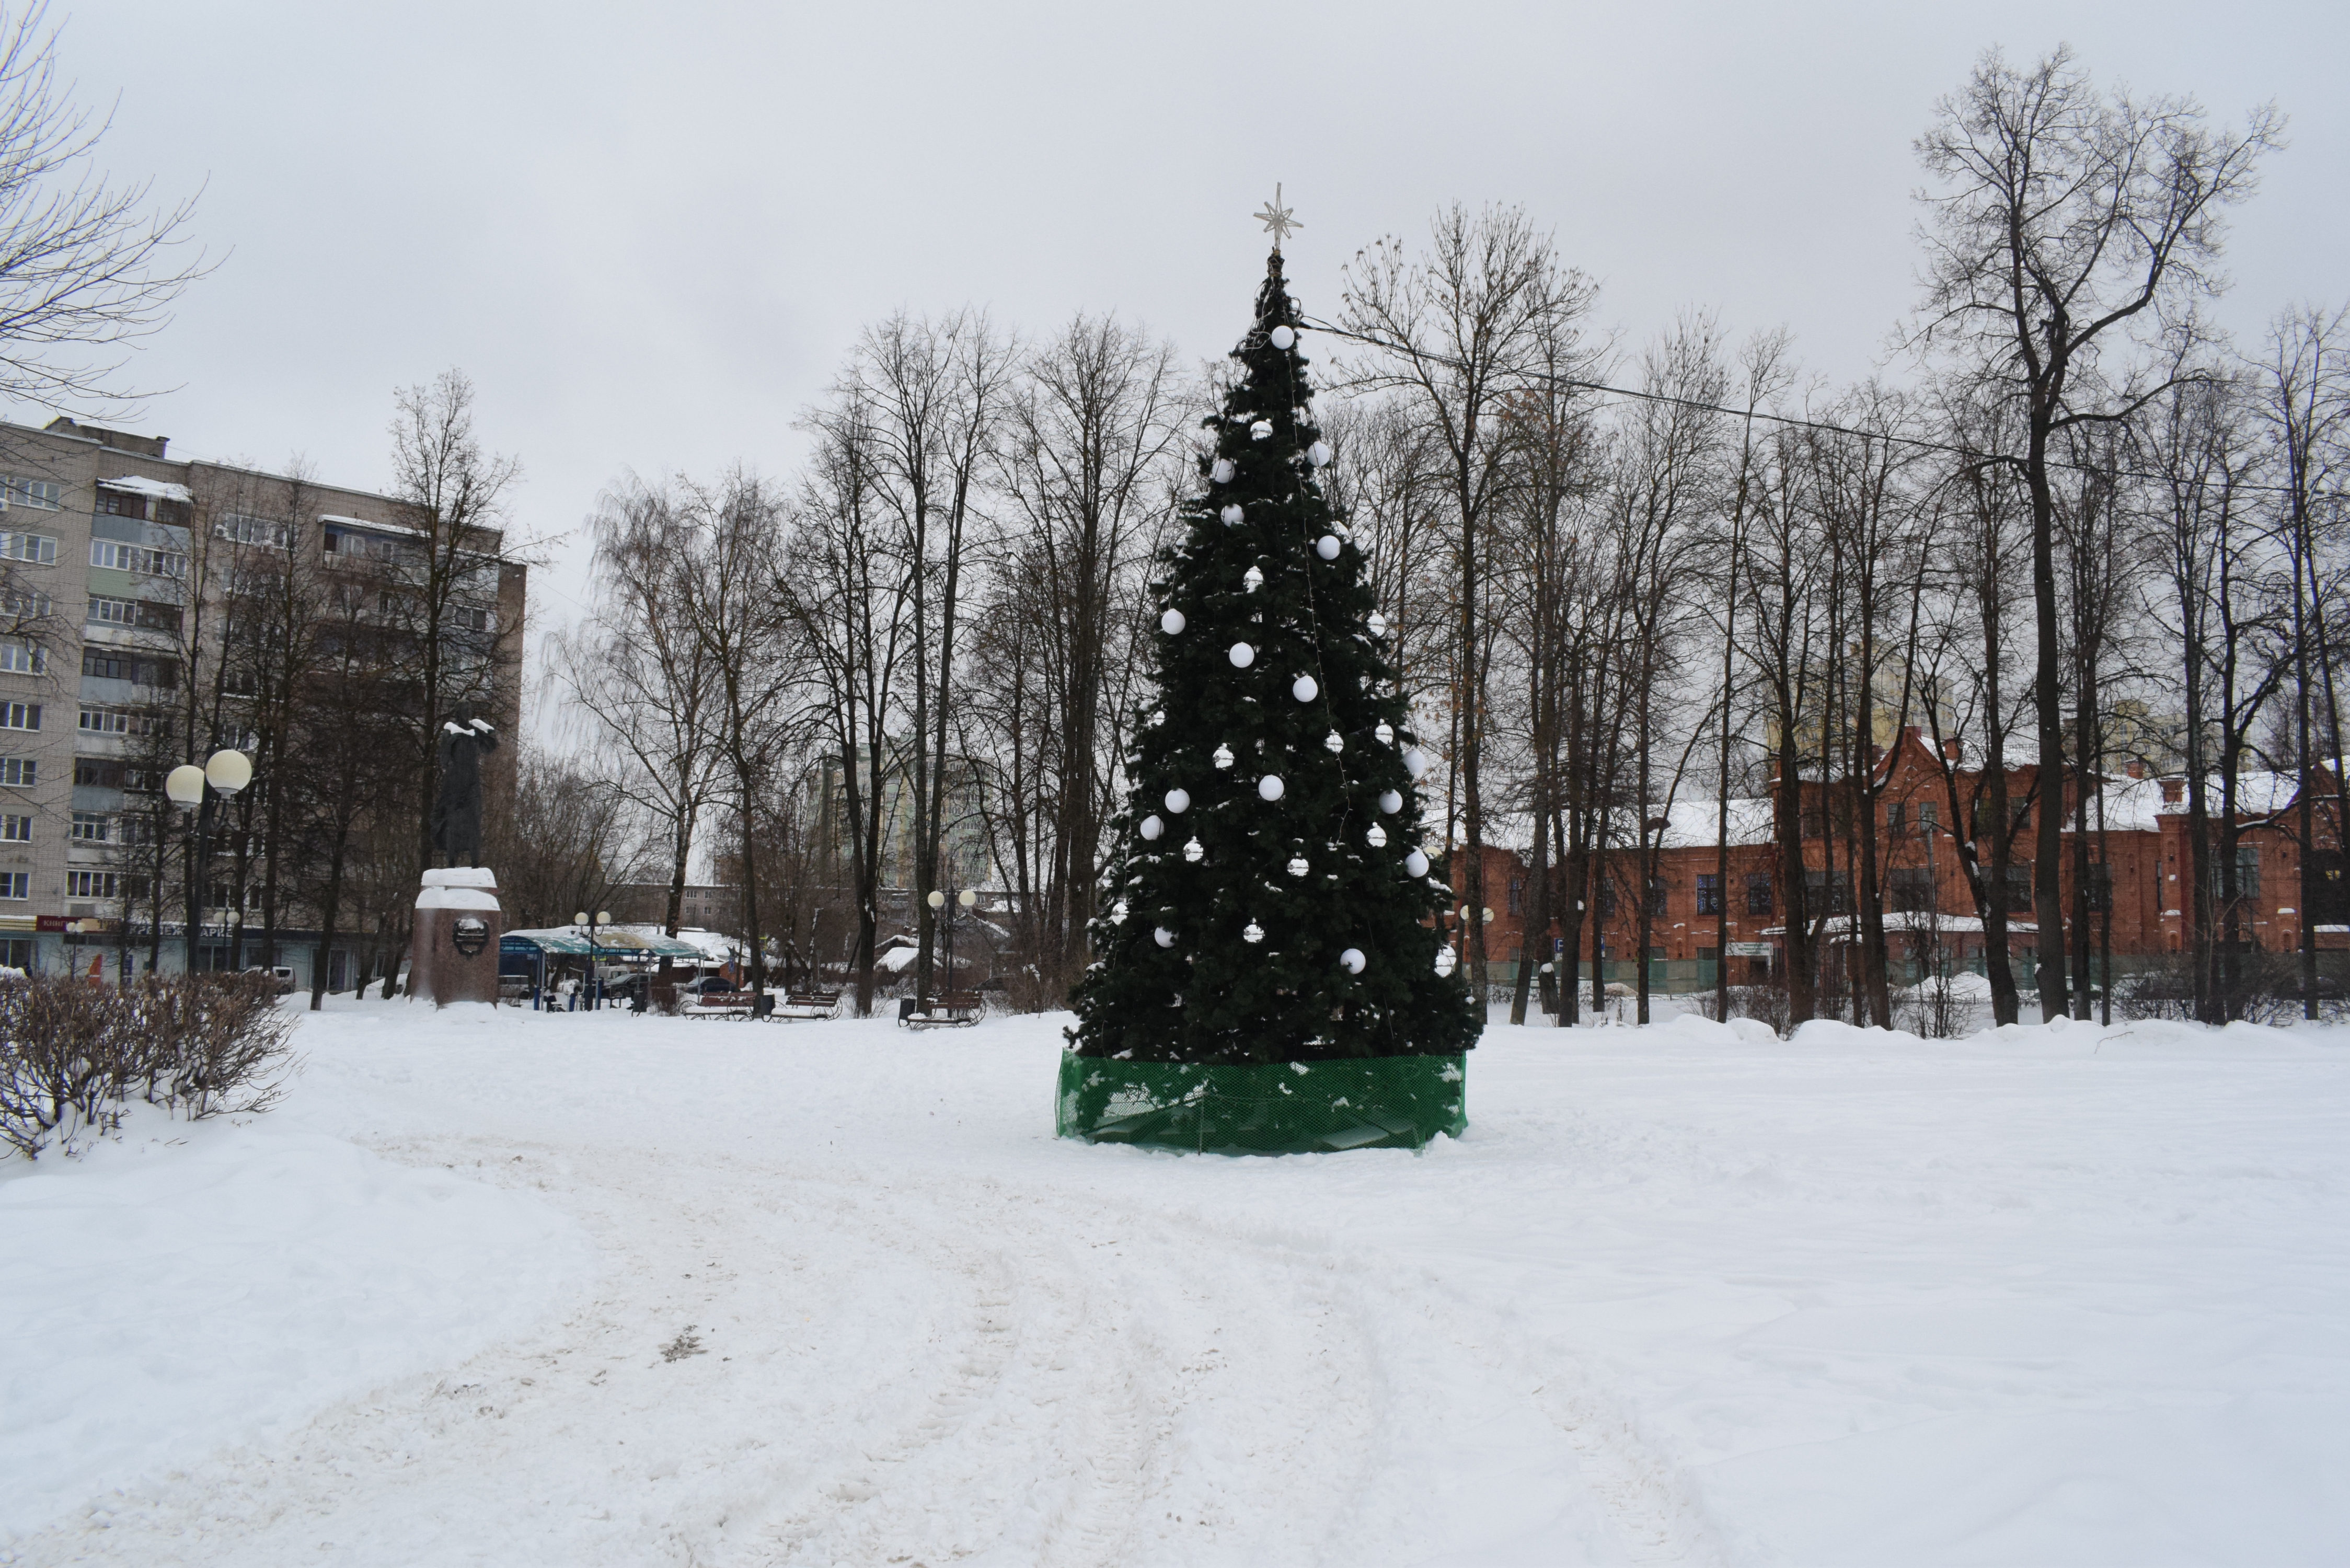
left=5, top=999, right=2346, bottom=1566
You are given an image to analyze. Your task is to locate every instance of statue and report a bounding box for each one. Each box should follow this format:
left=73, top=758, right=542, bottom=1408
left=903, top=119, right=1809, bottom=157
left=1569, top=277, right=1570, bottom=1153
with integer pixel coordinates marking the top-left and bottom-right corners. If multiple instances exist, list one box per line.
left=431, top=709, right=499, bottom=867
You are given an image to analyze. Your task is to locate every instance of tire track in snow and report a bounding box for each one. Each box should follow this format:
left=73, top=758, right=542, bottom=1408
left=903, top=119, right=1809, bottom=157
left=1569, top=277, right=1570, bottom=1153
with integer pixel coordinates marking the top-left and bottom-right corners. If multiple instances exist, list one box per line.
left=10, top=1132, right=1706, bottom=1566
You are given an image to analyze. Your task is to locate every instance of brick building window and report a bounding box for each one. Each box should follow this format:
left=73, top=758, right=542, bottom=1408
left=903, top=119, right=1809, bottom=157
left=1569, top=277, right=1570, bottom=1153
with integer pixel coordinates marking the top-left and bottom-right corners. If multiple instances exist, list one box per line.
left=1746, top=873, right=1773, bottom=915
left=1646, top=879, right=1668, bottom=917
left=2003, top=866, right=2033, bottom=913
left=1696, top=873, right=1722, bottom=915
left=1889, top=867, right=1934, bottom=912
left=1507, top=877, right=1523, bottom=915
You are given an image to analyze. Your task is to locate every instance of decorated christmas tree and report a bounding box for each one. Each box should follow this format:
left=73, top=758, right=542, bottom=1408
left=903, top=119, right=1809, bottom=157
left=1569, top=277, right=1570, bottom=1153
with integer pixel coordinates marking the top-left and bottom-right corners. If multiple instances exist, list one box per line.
left=1060, top=215, right=1480, bottom=1154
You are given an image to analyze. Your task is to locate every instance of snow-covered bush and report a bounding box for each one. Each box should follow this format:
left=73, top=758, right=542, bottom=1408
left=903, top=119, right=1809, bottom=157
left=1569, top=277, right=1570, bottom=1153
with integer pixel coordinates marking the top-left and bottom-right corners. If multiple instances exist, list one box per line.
left=0, top=972, right=296, bottom=1158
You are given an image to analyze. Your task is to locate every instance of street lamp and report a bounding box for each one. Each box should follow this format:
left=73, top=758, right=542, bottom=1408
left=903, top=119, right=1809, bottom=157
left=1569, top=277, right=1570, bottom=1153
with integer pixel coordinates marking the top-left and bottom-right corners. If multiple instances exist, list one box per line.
left=926, top=885, right=978, bottom=999
left=573, top=909, right=612, bottom=1008
left=165, top=748, right=250, bottom=973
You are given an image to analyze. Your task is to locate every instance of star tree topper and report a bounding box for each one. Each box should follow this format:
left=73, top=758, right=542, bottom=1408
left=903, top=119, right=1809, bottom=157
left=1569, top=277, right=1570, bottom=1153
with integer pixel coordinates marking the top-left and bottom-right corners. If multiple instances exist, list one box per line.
left=1254, top=184, right=1301, bottom=252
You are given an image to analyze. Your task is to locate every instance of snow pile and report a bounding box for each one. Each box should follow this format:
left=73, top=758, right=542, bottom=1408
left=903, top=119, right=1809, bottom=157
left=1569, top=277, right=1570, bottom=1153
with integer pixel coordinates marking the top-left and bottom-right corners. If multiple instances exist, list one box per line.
left=0, top=1090, right=586, bottom=1542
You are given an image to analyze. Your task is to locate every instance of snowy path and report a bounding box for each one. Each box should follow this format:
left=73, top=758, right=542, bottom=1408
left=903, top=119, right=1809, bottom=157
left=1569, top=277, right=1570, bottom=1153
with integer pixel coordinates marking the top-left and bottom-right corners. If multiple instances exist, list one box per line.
left=6, top=1002, right=2347, bottom=1564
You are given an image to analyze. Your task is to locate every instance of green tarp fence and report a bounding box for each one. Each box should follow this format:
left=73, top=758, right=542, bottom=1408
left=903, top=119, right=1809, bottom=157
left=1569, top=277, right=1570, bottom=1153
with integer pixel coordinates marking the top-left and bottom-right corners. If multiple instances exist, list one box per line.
left=1056, top=1052, right=1468, bottom=1155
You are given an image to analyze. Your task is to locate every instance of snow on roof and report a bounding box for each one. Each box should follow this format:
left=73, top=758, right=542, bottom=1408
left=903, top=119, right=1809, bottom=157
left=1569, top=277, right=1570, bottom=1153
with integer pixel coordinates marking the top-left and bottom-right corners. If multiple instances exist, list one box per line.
left=321, top=513, right=426, bottom=538
left=1656, top=795, right=1776, bottom=849
left=614, top=923, right=738, bottom=962
left=100, top=475, right=192, bottom=503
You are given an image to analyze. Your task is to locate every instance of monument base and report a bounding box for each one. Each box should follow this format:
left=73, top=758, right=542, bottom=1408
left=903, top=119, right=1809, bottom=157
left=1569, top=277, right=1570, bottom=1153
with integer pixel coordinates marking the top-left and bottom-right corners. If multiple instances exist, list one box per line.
left=410, top=868, right=502, bottom=1006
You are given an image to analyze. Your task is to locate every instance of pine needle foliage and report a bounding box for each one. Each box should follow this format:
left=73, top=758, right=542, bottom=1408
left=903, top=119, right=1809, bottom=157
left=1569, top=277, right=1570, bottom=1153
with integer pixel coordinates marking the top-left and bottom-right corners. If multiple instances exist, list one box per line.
left=1070, top=253, right=1481, bottom=1065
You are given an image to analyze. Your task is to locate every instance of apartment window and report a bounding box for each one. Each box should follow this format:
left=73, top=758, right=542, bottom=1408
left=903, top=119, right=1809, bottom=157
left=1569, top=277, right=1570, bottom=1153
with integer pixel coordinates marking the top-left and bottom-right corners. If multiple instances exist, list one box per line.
left=216, top=513, right=292, bottom=549
left=0, top=589, right=51, bottom=618
left=99, top=489, right=148, bottom=519
left=73, top=757, right=119, bottom=788
left=0, top=936, right=30, bottom=968
left=1917, top=800, right=1938, bottom=829
left=2003, top=866, right=2034, bottom=914
left=0, top=532, right=57, bottom=565
left=0, top=700, right=37, bottom=730
left=0, top=756, right=33, bottom=788
left=71, top=812, right=110, bottom=842
left=1507, top=877, right=1523, bottom=915
left=1646, top=878, right=1668, bottom=918
left=2084, top=863, right=2113, bottom=914
left=1886, top=801, right=1906, bottom=835
left=66, top=871, right=117, bottom=900
left=0, top=814, right=28, bottom=841
left=456, top=605, right=492, bottom=633
left=326, top=529, right=404, bottom=562
left=0, top=871, right=26, bottom=900
left=3, top=476, right=62, bottom=510
left=78, top=706, right=126, bottom=734
left=88, top=595, right=137, bottom=625
left=1696, top=873, right=1722, bottom=915
left=1746, top=873, right=1773, bottom=915
left=1889, top=867, right=1934, bottom=912
left=116, top=812, right=156, bottom=845
left=79, top=649, right=178, bottom=687
left=89, top=539, right=187, bottom=578
left=0, top=642, right=43, bottom=676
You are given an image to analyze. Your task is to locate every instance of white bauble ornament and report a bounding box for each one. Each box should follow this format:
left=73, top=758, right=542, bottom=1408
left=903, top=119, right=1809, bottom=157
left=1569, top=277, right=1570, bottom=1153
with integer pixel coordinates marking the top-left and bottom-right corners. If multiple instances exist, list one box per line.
left=1340, top=947, right=1367, bottom=975
left=1220, top=504, right=1244, bottom=526
left=1366, top=823, right=1387, bottom=847
left=1435, top=944, right=1457, bottom=977
left=1292, top=675, right=1318, bottom=702
left=1269, top=325, right=1295, bottom=350
left=1367, top=611, right=1388, bottom=638
left=1242, top=921, right=1265, bottom=944
left=1164, top=788, right=1191, bottom=814
left=1323, top=730, right=1344, bottom=754
left=1316, top=535, right=1340, bottom=560
left=1250, top=420, right=1273, bottom=441
left=1160, top=608, right=1185, bottom=635
left=1139, top=814, right=1164, bottom=841
left=1286, top=856, right=1309, bottom=878
left=1259, top=774, right=1285, bottom=802
left=1402, top=747, right=1430, bottom=779
left=1212, top=743, right=1234, bottom=769
left=1378, top=789, right=1403, bottom=814
left=1183, top=837, right=1204, bottom=863
left=1308, top=440, right=1332, bottom=467
left=1404, top=848, right=1430, bottom=878
left=1211, top=458, right=1235, bottom=484
left=1242, top=565, right=1264, bottom=593
left=1148, top=709, right=1165, bottom=727
left=1228, top=641, right=1255, bottom=668
left=1110, top=900, right=1128, bottom=924
left=1375, top=721, right=1395, bottom=745
left=1154, top=926, right=1176, bottom=948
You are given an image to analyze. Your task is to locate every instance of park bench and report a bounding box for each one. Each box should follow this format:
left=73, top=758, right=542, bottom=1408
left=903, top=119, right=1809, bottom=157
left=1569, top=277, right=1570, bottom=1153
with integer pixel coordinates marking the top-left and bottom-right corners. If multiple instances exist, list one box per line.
left=682, top=990, right=758, bottom=1018
left=897, top=989, right=984, bottom=1029
left=771, top=987, right=842, bottom=1021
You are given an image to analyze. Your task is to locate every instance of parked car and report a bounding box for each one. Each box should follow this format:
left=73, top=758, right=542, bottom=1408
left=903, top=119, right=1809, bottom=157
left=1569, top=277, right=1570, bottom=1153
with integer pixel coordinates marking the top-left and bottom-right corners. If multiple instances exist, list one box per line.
left=243, top=965, right=297, bottom=995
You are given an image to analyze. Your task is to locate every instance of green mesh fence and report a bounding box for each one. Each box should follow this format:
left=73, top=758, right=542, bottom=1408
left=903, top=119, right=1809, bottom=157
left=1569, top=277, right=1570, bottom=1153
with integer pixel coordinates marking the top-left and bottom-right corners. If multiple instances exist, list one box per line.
left=1056, top=1052, right=1468, bottom=1155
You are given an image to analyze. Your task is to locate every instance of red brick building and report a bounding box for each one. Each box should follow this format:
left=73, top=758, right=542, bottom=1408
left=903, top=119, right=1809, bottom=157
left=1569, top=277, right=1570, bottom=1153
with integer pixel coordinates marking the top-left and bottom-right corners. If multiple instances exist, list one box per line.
left=1449, top=728, right=2347, bottom=993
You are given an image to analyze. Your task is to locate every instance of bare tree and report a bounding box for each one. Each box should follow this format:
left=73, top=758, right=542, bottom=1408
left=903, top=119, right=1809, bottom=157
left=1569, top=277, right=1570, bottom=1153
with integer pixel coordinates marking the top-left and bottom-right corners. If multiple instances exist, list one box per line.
left=1913, top=44, right=2280, bottom=1019
left=0, top=2, right=209, bottom=409
left=999, top=312, right=1187, bottom=999
left=1338, top=204, right=1598, bottom=990
left=562, top=477, right=725, bottom=936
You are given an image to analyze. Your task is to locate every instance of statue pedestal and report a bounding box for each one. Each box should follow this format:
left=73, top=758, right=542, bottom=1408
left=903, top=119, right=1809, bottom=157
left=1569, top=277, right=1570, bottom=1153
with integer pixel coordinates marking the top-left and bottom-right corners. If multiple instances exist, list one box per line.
left=410, top=868, right=502, bottom=1007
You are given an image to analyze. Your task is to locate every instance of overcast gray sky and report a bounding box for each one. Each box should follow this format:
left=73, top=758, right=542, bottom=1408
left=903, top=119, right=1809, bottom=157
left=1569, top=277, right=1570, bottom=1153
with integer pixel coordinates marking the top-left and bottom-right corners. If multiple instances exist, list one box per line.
left=19, top=1, right=2346, bottom=690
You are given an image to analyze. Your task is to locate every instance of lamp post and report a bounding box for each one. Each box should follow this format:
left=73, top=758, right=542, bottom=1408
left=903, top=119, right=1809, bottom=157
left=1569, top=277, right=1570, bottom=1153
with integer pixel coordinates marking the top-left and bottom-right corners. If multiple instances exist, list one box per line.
left=574, top=909, right=612, bottom=1008
left=926, top=886, right=977, bottom=999
left=164, top=749, right=251, bottom=974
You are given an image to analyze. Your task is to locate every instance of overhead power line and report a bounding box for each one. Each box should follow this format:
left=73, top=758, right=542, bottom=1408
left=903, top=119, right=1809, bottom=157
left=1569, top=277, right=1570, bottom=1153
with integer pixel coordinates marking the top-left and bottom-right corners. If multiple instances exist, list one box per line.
left=1298, top=316, right=2309, bottom=501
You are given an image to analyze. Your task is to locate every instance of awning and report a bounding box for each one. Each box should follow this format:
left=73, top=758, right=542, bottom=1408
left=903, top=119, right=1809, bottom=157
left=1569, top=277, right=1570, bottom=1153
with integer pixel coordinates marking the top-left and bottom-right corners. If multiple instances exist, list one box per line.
left=502, top=927, right=704, bottom=960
